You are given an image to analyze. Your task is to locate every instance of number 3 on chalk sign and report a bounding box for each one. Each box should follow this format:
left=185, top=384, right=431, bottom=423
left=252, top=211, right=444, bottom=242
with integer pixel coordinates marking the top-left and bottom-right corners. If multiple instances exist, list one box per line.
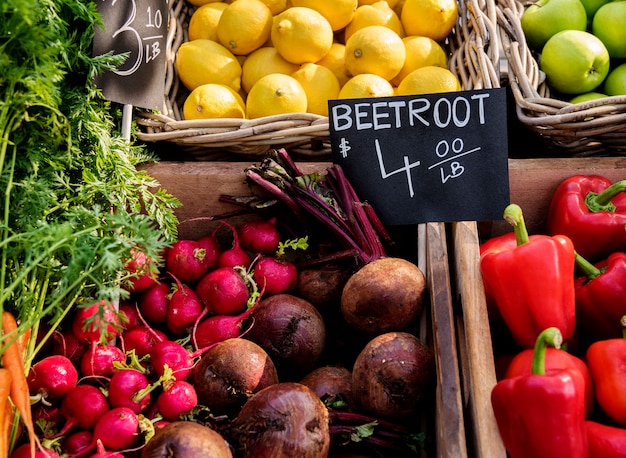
left=92, top=0, right=168, bottom=110
left=328, top=88, right=510, bottom=226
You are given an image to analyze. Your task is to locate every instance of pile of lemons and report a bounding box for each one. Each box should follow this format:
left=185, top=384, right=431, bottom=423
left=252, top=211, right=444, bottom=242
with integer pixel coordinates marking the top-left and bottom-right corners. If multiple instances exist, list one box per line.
left=177, top=0, right=461, bottom=120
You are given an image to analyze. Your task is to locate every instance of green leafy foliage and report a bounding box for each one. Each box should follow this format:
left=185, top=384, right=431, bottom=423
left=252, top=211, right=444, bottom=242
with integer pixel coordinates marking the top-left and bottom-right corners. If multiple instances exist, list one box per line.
left=0, top=0, right=180, bottom=363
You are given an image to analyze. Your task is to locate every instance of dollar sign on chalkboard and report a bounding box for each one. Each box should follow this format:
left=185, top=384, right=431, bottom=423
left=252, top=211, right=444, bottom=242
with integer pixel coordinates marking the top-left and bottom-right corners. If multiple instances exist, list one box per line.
left=93, top=0, right=168, bottom=110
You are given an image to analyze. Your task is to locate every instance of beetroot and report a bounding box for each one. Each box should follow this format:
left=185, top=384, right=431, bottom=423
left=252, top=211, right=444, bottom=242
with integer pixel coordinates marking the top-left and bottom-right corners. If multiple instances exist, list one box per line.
left=300, top=365, right=354, bottom=409
left=166, top=239, right=211, bottom=284
left=141, top=421, right=233, bottom=458
left=195, top=266, right=250, bottom=316
left=245, top=294, right=326, bottom=379
left=92, top=407, right=141, bottom=451
left=72, top=300, right=120, bottom=343
left=252, top=255, right=298, bottom=296
left=139, top=282, right=172, bottom=326
left=156, top=380, right=198, bottom=421
left=80, top=343, right=125, bottom=379
left=238, top=218, right=281, bottom=255
left=108, top=369, right=152, bottom=414
left=191, top=338, right=279, bottom=416
left=230, top=382, right=330, bottom=458
left=27, top=354, right=78, bottom=401
left=166, top=282, right=205, bottom=335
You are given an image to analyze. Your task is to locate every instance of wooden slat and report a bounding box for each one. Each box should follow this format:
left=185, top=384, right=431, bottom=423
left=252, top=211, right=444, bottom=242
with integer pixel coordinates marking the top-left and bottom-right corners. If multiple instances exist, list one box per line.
left=426, top=222, right=467, bottom=458
left=451, top=221, right=507, bottom=458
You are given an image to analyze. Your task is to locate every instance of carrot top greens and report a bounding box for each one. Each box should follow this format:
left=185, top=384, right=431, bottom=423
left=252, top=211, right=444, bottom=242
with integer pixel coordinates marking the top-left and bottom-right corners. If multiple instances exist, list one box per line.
left=0, top=0, right=179, bottom=368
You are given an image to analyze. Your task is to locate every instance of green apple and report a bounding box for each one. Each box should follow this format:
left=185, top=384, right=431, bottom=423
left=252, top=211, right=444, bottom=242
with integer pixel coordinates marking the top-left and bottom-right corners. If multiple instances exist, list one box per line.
left=540, top=30, right=610, bottom=94
left=592, top=1, right=626, bottom=58
left=579, top=0, right=613, bottom=22
left=569, top=91, right=608, bottom=103
left=520, top=0, right=587, bottom=52
left=604, top=63, right=626, bottom=95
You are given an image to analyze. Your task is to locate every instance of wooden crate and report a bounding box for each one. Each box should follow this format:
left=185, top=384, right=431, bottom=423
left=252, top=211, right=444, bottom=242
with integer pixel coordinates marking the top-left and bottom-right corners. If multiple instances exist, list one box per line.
left=448, top=156, right=626, bottom=458
left=140, top=160, right=483, bottom=457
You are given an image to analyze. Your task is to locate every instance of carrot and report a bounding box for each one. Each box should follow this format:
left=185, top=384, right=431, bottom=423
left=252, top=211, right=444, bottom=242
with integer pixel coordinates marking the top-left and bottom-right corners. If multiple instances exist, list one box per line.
left=0, top=368, right=12, bottom=458
left=1, top=312, right=38, bottom=458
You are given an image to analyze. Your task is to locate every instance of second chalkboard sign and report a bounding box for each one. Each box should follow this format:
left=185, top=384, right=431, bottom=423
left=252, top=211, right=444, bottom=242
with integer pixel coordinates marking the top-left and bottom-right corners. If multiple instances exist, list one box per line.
left=329, top=88, right=510, bottom=225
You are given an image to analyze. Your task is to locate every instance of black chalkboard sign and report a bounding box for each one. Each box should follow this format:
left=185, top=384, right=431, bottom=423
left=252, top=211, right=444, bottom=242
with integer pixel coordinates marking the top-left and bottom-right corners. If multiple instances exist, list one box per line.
left=329, top=88, right=510, bottom=225
left=92, top=0, right=168, bottom=110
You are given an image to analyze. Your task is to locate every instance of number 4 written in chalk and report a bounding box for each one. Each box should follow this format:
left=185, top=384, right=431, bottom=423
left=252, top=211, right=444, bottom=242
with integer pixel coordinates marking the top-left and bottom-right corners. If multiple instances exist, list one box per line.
left=375, top=139, right=421, bottom=198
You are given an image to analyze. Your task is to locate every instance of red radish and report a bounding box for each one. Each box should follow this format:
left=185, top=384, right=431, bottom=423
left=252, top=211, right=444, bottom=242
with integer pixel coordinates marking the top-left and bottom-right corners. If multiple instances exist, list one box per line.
left=52, top=329, right=89, bottom=364
left=252, top=255, right=298, bottom=295
left=80, top=343, right=125, bottom=379
left=92, top=407, right=141, bottom=451
left=192, top=300, right=257, bottom=349
left=10, top=444, right=60, bottom=458
left=108, top=369, right=152, bottom=414
left=139, top=282, right=172, bottom=326
left=27, top=355, right=78, bottom=401
left=149, top=340, right=196, bottom=381
left=195, top=266, right=251, bottom=316
left=118, top=301, right=142, bottom=330
left=124, top=247, right=159, bottom=293
left=238, top=218, right=281, bottom=255
left=166, top=281, right=205, bottom=335
left=88, top=439, right=125, bottom=458
left=54, top=384, right=110, bottom=437
left=166, top=239, right=211, bottom=284
left=121, top=325, right=166, bottom=358
left=216, top=221, right=252, bottom=269
left=63, top=430, right=94, bottom=457
left=32, top=404, right=63, bottom=437
left=156, top=380, right=199, bottom=421
left=196, top=232, right=223, bottom=271
left=72, top=300, right=120, bottom=343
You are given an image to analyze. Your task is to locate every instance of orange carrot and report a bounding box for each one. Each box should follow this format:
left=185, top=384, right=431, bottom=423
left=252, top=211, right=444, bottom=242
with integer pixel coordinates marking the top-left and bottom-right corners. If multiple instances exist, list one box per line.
left=0, top=368, right=12, bottom=458
left=1, top=312, right=38, bottom=457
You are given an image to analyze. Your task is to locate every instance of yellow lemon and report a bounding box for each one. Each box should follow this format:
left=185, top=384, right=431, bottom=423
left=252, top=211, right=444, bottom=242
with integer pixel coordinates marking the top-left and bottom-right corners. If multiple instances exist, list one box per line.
left=187, top=0, right=225, bottom=6
left=259, top=0, right=288, bottom=14
left=338, top=73, right=395, bottom=98
left=175, top=39, right=242, bottom=91
left=317, top=42, right=351, bottom=87
left=396, top=65, right=461, bottom=95
left=359, top=0, right=398, bottom=6
left=344, top=25, right=406, bottom=81
left=391, top=35, right=448, bottom=86
left=241, top=46, right=300, bottom=93
left=271, top=7, right=334, bottom=64
left=290, top=0, right=358, bottom=31
left=183, top=83, right=246, bottom=119
left=291, top=63, right=341, bottom=116
left=217, top=0, right=273, bottom=55
left=393, top=0, right=407, bottom=15
left=344, top=1, right=405, bottom=42
left=246, top=73, right=308, bottom=118
left=401, top=0, right=458, bottom=41
left=188, top=2, right=229, bottom=42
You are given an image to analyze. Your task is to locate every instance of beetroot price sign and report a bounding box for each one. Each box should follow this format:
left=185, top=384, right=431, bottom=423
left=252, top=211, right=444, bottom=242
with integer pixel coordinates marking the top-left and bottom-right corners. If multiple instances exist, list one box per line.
left=92, top=0, right=167, bottom=110
left=328, top=88, right=510, bottom=225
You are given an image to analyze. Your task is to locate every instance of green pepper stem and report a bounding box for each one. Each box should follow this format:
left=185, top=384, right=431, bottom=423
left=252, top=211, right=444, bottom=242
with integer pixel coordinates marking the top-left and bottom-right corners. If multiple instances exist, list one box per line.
left=586, top=180, right=626, bottom=212
left=503, top=204, right=529, bottom=246
left=621, top=316, right=626, bottom=339
left=574, top=252, right=602, bottom=280
left=531, top=327, right=563, bottom=376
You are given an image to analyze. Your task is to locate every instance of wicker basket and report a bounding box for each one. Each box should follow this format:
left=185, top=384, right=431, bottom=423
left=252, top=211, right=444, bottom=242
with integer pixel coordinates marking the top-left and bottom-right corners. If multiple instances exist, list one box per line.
left=497, top=0, right=626, bottom=156
left=135, top=0, right=501, bottom=161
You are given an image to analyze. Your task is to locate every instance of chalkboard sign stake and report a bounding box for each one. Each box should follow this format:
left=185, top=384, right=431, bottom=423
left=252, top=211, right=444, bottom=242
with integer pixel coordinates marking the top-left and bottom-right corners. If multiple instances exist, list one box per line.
left=122, top=104, right=133, bottom=141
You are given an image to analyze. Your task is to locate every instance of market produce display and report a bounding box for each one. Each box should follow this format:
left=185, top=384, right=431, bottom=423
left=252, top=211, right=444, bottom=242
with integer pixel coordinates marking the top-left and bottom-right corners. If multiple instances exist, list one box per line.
left=520, top=0, right=626, bottom=99
left=178, top=0, right=462, bottom=120
left=482, top=175, right=626, bottom=457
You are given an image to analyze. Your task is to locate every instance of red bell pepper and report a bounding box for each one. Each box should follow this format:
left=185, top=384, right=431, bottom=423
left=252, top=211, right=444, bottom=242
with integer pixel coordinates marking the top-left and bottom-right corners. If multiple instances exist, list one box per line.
left=546, top=175, right=626, bottom=262
left=480, top=204, right=577, bottom=349
left=586, top=317, right=626, bottom=426
left=504, top=346, right=594, bottom=417
left=587, top=420, right=626, bottom=458
left=575, top=251, right=626, bottom=340
left=491, top=327, right=588, bottom=458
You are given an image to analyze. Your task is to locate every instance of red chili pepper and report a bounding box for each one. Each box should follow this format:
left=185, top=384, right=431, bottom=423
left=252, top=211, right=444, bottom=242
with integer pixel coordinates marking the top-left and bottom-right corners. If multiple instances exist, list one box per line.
left=504, top=346, right=594, bottom=417
left=575, top=251, right=626, bottom=340
left=587, top=420, right=626, bottom=458
left=586, top=317, right=626, bottom=426
left=491, top=327, right=588, bottom=458
left=546, top=175, right=626, bottom=262
left=480, top=204, right=577, bottom=349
